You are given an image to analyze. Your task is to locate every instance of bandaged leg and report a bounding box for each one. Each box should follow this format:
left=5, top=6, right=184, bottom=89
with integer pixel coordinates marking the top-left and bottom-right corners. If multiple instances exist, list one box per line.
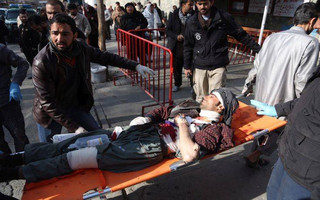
left=67, top=147, right=98, bottom=170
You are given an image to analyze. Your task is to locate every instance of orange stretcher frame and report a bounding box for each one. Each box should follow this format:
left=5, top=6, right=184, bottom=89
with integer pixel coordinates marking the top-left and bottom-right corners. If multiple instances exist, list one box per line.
left=22, top=102, right=287, bottom=200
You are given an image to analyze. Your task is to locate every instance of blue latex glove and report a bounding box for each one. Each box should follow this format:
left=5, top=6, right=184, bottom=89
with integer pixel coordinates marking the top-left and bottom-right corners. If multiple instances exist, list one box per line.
left=9, top=82, right=22, bottom=102
left=250, top=100, right=277, bottom=117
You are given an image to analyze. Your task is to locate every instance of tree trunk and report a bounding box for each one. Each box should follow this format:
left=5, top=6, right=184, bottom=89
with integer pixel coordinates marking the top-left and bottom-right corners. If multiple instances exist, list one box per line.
left=96, top=0, right=106, bottom=51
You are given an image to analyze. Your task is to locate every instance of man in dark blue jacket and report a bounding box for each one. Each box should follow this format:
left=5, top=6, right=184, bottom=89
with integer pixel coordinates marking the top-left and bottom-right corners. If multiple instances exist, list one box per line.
left=251, top=70, right=320, bottom=199
left=0, top=44, right=30, bottom=153
left=166, top=0, right=194, bottom=92
left=184, top=0, right=261, bottom=102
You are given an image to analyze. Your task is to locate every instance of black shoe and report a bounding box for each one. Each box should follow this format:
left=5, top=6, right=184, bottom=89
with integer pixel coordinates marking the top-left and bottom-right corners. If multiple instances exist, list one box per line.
left=0, top=192, right=18, bottom=200
left=0, top=166, right=20, bottom=182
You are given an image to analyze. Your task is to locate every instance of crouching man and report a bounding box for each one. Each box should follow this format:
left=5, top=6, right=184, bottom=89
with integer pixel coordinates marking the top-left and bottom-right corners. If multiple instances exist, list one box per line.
left=0, top=88, right=238, bottom=183
left=33, top=13, right=155, bottom=142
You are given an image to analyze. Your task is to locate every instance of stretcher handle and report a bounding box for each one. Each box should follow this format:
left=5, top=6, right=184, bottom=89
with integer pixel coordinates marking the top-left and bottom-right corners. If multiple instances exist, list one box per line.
left=83, top=187, right=111, bottom=200
left=244, top=129, right=270, bottom=142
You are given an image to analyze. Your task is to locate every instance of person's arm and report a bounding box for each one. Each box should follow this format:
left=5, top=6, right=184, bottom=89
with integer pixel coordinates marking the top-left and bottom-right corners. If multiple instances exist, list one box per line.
left=105, top=10, right=111, bottom=21
left=183, top=20, right=195, bottom=70
left=294, top=39, right=319, bottom=97
left=225, top=12, right=261, bottom=53
left=5, top=46, right=29, bottom=85
left=242, top=52, right=259, bottom=95
left=274, top=99, right=299, bottom=117
left=82, top=15, right=92, bottom=38
left=86, top=42, right=138, bottom=70
left=138, top=13, right=148, bottom=29
left=166, top=12, right=178, bottom=41
left=145, top=105, right=175, bottom=123
left=32, top=58, right=80, bottom=132
left=175, top=115, right=200, bottom=163
left=85, top=43, right=155, bottom=78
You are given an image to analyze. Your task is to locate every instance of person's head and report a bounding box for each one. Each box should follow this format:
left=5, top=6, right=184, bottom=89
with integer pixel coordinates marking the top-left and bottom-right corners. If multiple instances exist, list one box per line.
left=149, top=4, right=154, bottom=13
left=181, top=0, right=194, bottom=14
left=50, top=13, right=77, bottom=51
left=200, top=88, right=239, bottom=126
left=94, top=4, right=97, bottom=9
left=125, top=3, right=135, bottom=14
left=173, top=5, right=177, bottom=10
left=116, top=2, right=120, bottom=6
left=19, top=8, right=28, bottom=24
left=28, top=14, right=48, bottom=33
left=116, top=5, right=122, bottom=12
left=195, top=0, right=214, bottom=16
left=67, top=3, right=78, bottom=16
left=293, top=2, right=320, bottom=34
left=153, top=3, right=157, bottom=8
left=46, top=0, right=65, bottom=21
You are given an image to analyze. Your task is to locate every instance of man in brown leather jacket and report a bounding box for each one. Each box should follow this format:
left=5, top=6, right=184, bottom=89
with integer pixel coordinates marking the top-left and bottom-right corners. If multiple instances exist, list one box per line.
left=33, top=14, right=154, bottom=142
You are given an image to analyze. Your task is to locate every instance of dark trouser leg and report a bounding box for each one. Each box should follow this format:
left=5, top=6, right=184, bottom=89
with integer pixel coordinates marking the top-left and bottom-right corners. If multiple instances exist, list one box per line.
left=0, top=101, right=29, bottom=152
left=0, top=123, right=12, bottom=153
left=173, top=54, right=183, bottom=87
left=105, top=21, right=111, bottom=39
left=22, top=153, right=72, bottom=182
left=22, top=142, right=72, bottom=182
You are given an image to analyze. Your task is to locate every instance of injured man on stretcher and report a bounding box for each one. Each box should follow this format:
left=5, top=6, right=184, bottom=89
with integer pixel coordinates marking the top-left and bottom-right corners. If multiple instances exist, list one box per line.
left=0, top=88, right=239, bottom=183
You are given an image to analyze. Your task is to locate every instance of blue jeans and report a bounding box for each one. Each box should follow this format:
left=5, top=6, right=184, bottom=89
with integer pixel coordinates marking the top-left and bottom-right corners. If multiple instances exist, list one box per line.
left=267, top=158, right=311, bottom=200
left=37, top=108, right=100, bottom=142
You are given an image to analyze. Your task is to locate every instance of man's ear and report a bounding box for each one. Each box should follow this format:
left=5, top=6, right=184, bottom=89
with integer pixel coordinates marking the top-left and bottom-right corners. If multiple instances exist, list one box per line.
left=73, top=32, right=78, bottom=40
left=310, top=17, right=317, bottom=27
left=217, top=104, right=224, bottom=113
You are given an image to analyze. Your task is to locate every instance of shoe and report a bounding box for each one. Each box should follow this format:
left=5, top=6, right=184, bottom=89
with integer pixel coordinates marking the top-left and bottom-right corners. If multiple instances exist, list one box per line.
left=243, top=156, right=270, bottom=169
left=172, top=86, right=179, bottom=92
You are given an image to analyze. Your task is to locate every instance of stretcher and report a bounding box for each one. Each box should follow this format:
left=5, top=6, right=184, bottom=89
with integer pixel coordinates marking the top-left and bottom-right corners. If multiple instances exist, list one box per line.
left=22, top=102, right=287, bottom=200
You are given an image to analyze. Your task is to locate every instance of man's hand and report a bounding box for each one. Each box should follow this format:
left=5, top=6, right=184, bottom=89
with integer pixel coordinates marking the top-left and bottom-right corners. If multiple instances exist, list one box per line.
left=184, top=69, right=192, bottom=78
left=242, top=83, right=253, bottom=97
left=9, top=82, right=22, bottom=102
left=177, top=34, right=184, bottom=42
left=136, top=64, right=156, bottom=79
left=75, top=127, right=86, bottom=134
left=250, top=100, right=278, bottom=117
left=174, top=114, right=188, bottom=127
left=135, top=26, right=141, bottom=30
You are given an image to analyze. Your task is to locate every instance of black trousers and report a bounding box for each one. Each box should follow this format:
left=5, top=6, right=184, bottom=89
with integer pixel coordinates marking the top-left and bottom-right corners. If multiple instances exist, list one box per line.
left=173, top=43, right=184, bottom=87
left=0, top=100, right=29, bottom=152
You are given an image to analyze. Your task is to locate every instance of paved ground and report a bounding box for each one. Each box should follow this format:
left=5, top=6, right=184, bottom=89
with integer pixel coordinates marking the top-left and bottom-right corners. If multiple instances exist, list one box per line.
left=0, top=35, right=278, bottom=200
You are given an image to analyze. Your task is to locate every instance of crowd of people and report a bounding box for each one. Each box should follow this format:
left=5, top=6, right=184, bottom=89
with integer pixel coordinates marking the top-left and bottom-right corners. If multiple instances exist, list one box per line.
left=0, top=0, right=320, bottom=199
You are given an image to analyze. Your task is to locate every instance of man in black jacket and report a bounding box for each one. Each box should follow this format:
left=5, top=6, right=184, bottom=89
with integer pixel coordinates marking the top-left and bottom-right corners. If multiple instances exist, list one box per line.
left=0, top=44, right=30, bottom=153
left=250, top=72, right=320, bottom=199
left=166, top=0, right=194, bottom=92
left=18, top=9, right=40, bottom=66
left=184, top=0, right=261, bottom=102
left=33, top=14, right=154, bottom=142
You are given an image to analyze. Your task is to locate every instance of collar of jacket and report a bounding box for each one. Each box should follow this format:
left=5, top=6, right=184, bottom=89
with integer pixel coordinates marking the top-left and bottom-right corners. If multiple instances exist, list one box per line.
left=290, top=26, right=307, bottom=34
left=194, top=6, right=222, bottom=30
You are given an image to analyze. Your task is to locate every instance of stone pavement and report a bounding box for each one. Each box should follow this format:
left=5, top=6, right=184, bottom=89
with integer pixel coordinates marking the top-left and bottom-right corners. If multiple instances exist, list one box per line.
left=0, top=36, right=277, bottom=200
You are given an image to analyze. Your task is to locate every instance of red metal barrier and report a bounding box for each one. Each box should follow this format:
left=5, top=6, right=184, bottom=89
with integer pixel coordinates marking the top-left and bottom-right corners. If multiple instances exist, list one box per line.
left=115, top=28, right=173, bottom=115
left=228, top=27, right=277, bottom=65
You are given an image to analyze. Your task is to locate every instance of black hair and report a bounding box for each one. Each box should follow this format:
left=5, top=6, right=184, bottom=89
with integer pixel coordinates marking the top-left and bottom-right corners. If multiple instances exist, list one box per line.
left=46, top=0, right=65, bottom=12
left=50, top=13, right=77, bottom=33
left=67, top=3, right=77, bottom=10
left=28, top=14, right=45, bottom=26
left=180, top=0, right=195, bottom=7
left=294, top=2, right=320, bottom=25
left=19, top=8, right=27, bottom=15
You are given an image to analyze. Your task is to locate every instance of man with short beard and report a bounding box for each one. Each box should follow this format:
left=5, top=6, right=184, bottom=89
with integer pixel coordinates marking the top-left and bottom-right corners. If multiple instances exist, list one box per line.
left=32, top=14, right=155, bottom=142
left=184, top=0, right=261, bottom=103
left=46, top=0, right=86, bottom=40
left=68, top=3, right=91, bottom=39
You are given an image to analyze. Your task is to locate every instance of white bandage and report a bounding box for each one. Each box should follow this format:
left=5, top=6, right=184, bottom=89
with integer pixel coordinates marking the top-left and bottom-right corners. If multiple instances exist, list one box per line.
left=67, top=147, right=98, bottom=170
left=129, top=116, right=151, bottom=126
